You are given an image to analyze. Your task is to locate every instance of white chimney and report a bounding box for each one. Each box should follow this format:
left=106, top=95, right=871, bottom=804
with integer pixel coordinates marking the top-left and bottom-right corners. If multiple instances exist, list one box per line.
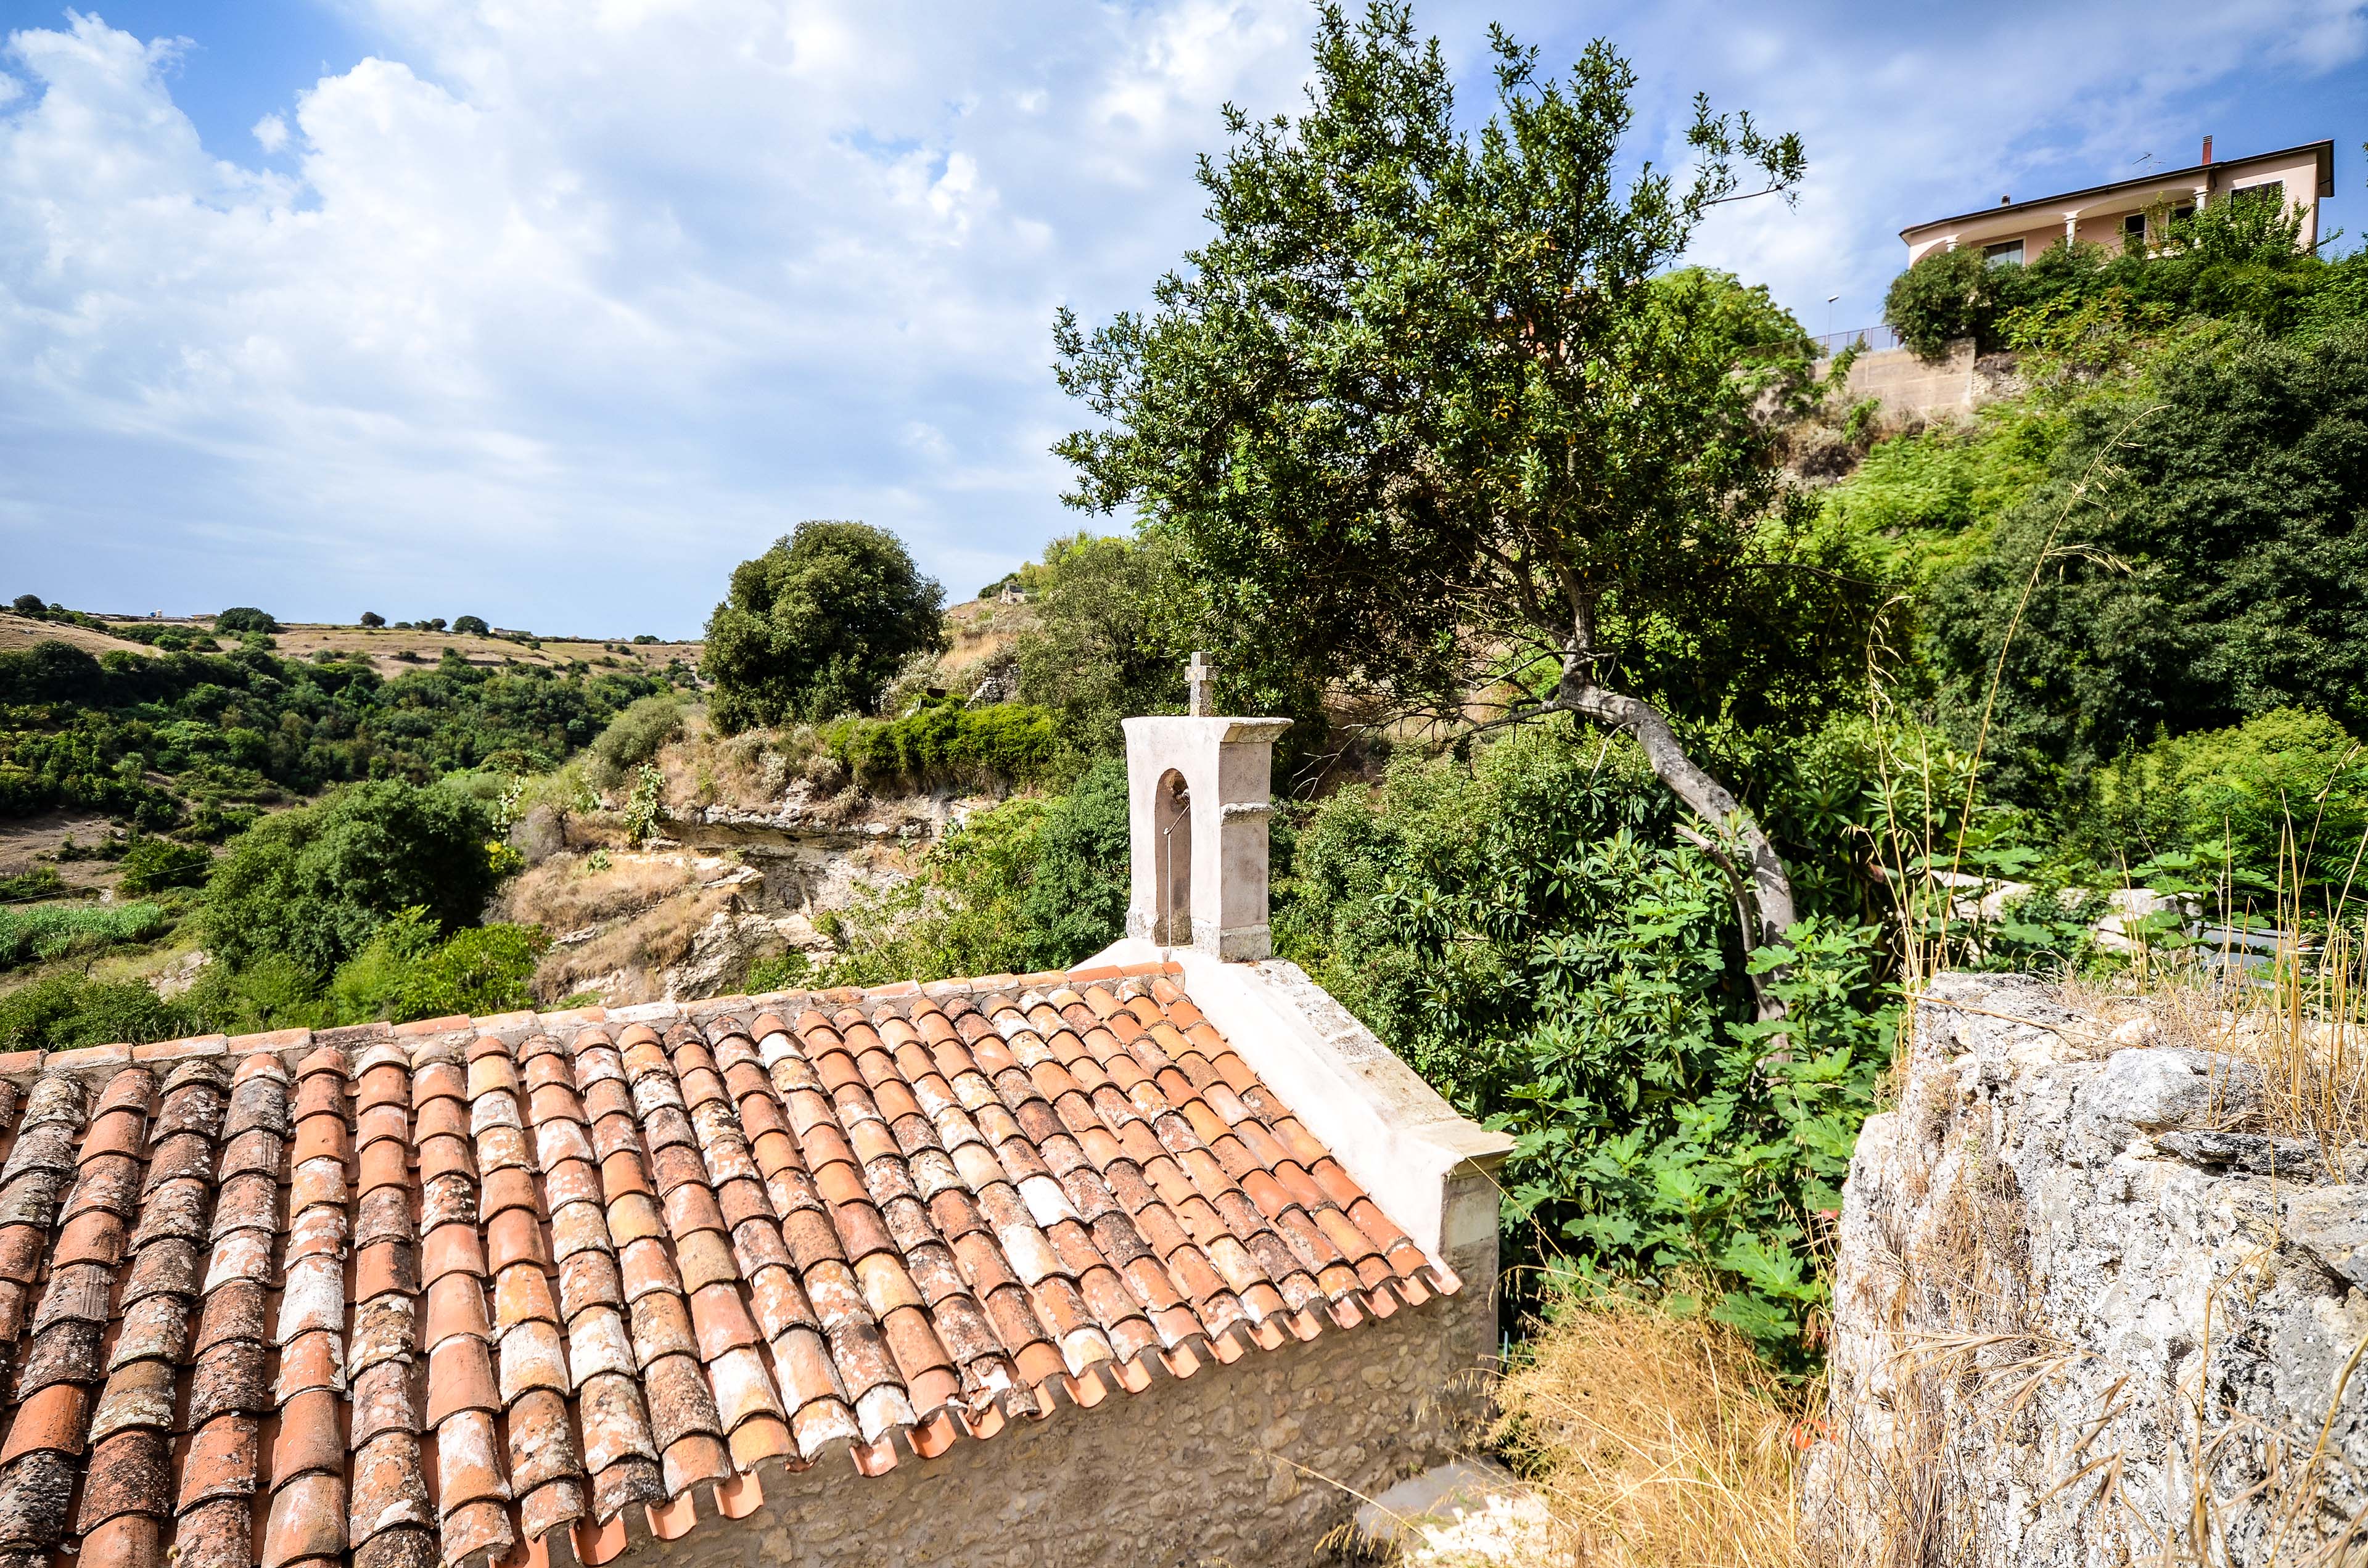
left=1121, top=654, right=1289, bottom=961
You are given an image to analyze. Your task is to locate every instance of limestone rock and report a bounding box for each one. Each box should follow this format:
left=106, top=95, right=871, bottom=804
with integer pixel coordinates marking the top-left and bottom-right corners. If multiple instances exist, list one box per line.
left=1804, top=972, right=2368, bottom=1567
left=2288, top=1187, right=2368, bottom=1293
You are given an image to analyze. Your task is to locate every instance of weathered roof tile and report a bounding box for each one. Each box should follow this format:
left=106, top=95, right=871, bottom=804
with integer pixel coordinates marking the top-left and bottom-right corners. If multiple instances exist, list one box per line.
left=0, top=956, right=1449, bottom=1567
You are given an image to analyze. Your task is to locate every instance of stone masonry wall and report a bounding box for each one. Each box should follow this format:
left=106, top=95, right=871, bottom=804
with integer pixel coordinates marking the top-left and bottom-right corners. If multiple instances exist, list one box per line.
left=1805, top=972, right=2368, bottom=1567
left=622, top=1281, right=1494, bottom=1568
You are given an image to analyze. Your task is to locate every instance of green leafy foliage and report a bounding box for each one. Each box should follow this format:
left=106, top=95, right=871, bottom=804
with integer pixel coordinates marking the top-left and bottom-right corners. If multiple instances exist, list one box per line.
left=327, top=908, right=547, bottom=1024
left=1881, top=242, right=2094, bottom=359
left=703, top=522, right=948, bottom=730
left=1010, top=532, right=1197, bottom=758
left=1819, top=398, right=2065, bottom=583
left=1927, top=323, right=2368, bottom=804
left=820, top=699, right=1059, bottom=792
left=818, top=758, right=1131, bottom=986
left=0, top=866, right=75, bottom=902
left=585, top=695, right=684, bottom=790
left=1884, top=195, right=2359, bottom=358
left=202, top=780, right=500, bottom=976
left=116, top=837, right=213, bottom=895
left=1275, top=724, right=1891, bottom=1361
left=0, top=637, right=662, bottom=825
left=1662, top=266, right=1825, bottom=419
left=622, top=765, right=665, bottom=846
left=744, top=950, right=814, bottom=994
left=1053, top=7, right=1864, bottom=742
left=213, top=607, right=278, bottom=634
left=0, top=973, right=195, bottom=1053
left=2079, top=708, right=2368, bottom=908
left=0, top=901, right=171, bottom=971
left=452, top=615, right=490, bottom=636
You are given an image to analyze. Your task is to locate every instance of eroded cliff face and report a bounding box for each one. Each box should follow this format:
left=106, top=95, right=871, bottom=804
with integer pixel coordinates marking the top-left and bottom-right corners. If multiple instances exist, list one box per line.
left=1806, top=972, right=2368, bottom=1567
left=503, top=784, right=984, bottom=1005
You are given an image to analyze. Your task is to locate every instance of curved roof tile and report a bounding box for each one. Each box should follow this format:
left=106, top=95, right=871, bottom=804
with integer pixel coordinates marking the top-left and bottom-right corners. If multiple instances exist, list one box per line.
left=0, top=957, right=1456, bottom=1567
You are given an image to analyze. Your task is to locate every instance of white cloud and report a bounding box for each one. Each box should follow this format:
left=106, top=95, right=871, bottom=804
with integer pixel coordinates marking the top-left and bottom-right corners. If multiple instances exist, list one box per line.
left=0, top=1, right=2356, bottom=630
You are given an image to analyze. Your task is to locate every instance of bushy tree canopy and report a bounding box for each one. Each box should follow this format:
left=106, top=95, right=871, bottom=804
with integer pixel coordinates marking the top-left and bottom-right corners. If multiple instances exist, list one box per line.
left=452, top=615, right=490, bottom=636
left=1928, top=324, right=2368, bottom=803
left=702, top=522, right=948, bottom=731
left=202, top=779, right=500, bottom=975
left=214, top=607, right=278, bottom=634
left=1011, top=532, right=1198, bottom=755
left=1054, top=3, right=1877, bottom=964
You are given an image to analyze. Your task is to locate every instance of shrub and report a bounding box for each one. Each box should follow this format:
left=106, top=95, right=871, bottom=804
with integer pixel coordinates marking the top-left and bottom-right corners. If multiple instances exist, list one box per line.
left=585, top=695, right=684, bottom=790
left=329, top=908, right=546, bottom=1024
left=0, top=866, right=75, bottom=902
left=820, top=758, right=1131, bottom=985
left=819, top=699, right=1058, bottom=790
left=213, top=607, right=278, bottom=634
left=0, top=973, right=195, bottom=1052
left=0, top=901, right=171, bottom=970
left=622, top=765, right=666, bottom=845
left=9, top=594, right=42, bottom=617
left=117, top=837, right=213, bottom=895
left=702, top=522, right=948, bottom=730
left=202, top=779, right=499, bottom=976
left=360, top=611, right=385, bottom=628
left=1928, top=323, right=2368, bottom=803
left=179, top=952, right=333, bottom=1035
left=452, top=615, right=490, bottom=637
left=744, top=950, right=813, bottom=994
left=1275, top=723, right=1891, bottom=1361
left=2081, top=708, right=2368, bottom=908
left=1881, top=241, right=2098, bottom=359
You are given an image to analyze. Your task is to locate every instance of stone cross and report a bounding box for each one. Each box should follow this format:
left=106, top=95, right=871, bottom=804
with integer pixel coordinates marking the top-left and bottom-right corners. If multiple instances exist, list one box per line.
left=1187, top=651, right=1215, bottom=717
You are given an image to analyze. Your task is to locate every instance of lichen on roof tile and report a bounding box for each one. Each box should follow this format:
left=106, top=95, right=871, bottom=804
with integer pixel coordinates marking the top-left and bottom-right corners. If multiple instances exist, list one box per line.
left=0, top=953, right=1455, bottom=1567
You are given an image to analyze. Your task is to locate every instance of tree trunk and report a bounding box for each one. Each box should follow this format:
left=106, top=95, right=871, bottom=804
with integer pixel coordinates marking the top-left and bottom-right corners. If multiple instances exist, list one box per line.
left=1558, top=671, right=1798, bottom=1020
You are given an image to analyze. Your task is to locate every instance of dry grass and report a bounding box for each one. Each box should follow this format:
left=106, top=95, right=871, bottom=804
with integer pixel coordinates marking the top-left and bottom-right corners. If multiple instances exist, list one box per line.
left=1492, top=1294, right=1817, bottom=1568
left=498, top=852, right=697, bottom=933
left=2037, top=944, right=2368, bottom=1156
left=532, top=886, right=735, bottom=1003
left=0, top=612, right=153, bottom=657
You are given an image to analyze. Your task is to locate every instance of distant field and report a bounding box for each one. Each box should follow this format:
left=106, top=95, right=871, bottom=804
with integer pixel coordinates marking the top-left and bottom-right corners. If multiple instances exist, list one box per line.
left=271, top=623, right=702, bottom=680
left=4, top=612, right=702, bottom=681
left=0, top=614, right=154, bottom=658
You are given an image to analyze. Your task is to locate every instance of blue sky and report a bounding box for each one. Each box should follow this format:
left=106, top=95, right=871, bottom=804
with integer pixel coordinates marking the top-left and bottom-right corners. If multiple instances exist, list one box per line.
left=1, top=1, right=2362, bottom=638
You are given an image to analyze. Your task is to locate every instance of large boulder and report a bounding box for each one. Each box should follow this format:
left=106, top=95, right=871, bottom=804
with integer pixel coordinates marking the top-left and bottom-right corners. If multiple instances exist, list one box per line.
left=1804, top=972, right=2368, bottom=1567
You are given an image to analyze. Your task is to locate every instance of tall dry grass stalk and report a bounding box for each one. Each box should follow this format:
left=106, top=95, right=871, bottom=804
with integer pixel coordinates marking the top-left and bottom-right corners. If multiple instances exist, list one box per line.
left=1492, top=1294, right=1816, bottom=1568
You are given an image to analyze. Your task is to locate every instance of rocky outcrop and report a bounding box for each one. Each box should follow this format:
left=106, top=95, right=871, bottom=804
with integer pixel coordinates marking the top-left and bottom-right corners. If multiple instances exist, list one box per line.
left=1806, top=972, right=2368, bottom=1567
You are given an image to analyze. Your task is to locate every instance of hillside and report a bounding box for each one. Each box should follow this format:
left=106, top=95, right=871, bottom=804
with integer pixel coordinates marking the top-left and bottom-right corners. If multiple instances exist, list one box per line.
left=0, top=613, right=155, bottom=659
left=2, top=612, right=702, bottom=680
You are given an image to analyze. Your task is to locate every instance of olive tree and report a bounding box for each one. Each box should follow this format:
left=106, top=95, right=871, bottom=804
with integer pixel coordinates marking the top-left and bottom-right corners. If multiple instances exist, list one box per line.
left=1054, top=4, right=1873, bottom=980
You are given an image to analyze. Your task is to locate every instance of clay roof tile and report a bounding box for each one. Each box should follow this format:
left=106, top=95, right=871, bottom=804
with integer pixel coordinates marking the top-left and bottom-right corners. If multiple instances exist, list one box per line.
left=0, top=963, right=1458, bottom=1562
left=348, top=1432, right=432, bottom=1545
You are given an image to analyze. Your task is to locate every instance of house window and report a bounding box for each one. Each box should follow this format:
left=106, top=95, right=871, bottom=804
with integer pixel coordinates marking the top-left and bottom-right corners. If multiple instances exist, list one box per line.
left=1984, top=239, right=2025, bottom=268
left=2123, top=211, right=2148, bottom=242
left=2173, top=203, right=2195, bottom=224
left=2230, top=180, right=2284, bottom=213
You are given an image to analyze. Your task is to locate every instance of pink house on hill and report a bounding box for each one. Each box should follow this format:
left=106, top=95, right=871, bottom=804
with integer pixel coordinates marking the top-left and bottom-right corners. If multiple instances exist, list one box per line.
left=1900, top=137, right=2337, bottom=266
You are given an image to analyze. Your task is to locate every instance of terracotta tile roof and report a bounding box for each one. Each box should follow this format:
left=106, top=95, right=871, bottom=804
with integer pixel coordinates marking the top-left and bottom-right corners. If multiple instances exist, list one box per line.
left=0, top=959, right=1458, bottom=1568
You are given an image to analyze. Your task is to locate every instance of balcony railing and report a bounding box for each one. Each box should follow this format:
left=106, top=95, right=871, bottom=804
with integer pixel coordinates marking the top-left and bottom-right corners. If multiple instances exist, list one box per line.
left=1809, top=324, right=1900, bottom=356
